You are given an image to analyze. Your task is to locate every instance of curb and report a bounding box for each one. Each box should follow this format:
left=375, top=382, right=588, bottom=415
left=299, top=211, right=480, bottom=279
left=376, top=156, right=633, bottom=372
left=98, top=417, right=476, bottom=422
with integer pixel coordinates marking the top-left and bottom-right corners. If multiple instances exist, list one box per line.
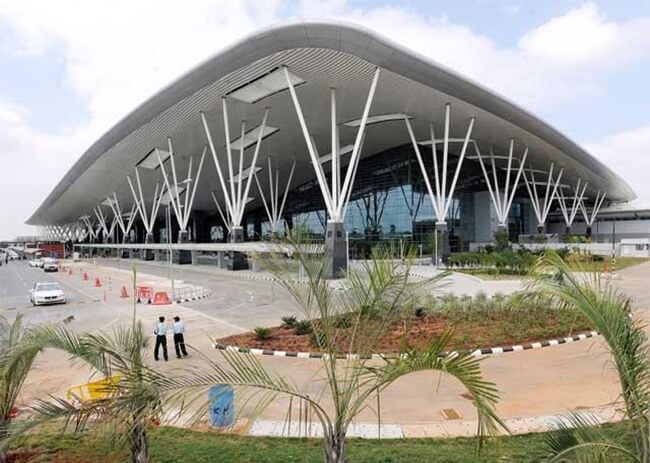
left=213, top=330, right=599, bottom=360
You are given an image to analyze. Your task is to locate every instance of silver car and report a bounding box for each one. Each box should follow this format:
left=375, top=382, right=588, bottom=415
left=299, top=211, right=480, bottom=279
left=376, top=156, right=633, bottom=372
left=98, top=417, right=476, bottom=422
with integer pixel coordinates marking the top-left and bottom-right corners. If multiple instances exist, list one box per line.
left=30, top=282, right=66, bottom=306
left=42, top=258, right=58, bottom=272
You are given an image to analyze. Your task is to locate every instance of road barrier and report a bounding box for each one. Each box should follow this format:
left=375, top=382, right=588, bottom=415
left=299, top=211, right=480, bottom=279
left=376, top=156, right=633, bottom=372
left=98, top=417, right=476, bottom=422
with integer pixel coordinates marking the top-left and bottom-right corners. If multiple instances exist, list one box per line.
left=136, top=286, right=153, bottom=304
left=152, top=291, right=171, bottom=305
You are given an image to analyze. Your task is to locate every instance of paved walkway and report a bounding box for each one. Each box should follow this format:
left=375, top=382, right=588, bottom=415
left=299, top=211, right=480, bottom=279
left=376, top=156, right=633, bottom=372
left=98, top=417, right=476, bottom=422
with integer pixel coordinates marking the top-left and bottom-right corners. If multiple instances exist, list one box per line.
left=17, top=258, right=650, bottom=438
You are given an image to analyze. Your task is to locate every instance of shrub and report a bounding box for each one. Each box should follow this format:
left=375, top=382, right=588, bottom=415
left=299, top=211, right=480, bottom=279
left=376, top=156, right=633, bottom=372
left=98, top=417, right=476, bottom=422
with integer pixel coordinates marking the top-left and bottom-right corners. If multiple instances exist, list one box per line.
left=309, top=330, right=328, bottom=348
left=334, top=315, right=352, bottom=328
left=253, top=326, right=272, bottom=340
left=293, top=320, right=313, bottom=336
left=493, top=228, right=510, bottom=252
left=281, top=315, right=297, bottom=328
left=414, top=307, right=427, bottom=318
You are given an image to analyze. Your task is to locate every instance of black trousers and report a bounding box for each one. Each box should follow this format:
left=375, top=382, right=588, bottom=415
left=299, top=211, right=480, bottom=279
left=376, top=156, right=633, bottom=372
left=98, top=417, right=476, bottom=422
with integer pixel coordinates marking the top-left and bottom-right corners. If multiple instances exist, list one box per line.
left=154, top=335, right=168, bottom=361
left=174, top=333, right=188, bottom=358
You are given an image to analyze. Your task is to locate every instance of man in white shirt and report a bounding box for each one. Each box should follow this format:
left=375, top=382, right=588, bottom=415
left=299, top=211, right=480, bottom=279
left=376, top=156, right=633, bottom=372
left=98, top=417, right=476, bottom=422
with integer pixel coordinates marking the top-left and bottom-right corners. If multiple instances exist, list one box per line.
left=153, top=316, right=168, bottom=361
left=173, top=316, right=188, bottom=359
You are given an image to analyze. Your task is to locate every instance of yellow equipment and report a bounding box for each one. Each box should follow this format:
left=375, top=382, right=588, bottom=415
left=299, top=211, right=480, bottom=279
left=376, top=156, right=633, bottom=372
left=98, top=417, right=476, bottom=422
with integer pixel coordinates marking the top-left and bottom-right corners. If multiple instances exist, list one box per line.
left=66, top=375, right=121, bottom=403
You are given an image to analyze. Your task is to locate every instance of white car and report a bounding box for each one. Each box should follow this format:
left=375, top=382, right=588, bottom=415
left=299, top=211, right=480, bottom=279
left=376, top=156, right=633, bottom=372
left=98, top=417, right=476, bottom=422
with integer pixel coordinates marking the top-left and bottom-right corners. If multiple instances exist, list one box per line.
left=30, top=282, right=66, bottom=306
left=29, top=259, right=44, bottom=268
left=42, top=258, right=58, bottom=272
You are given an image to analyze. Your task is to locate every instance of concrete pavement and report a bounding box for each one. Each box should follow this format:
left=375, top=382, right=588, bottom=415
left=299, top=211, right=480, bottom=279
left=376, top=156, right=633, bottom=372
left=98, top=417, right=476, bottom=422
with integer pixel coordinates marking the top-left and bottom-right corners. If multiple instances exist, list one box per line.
left=7, top=257, right=649, bottom=438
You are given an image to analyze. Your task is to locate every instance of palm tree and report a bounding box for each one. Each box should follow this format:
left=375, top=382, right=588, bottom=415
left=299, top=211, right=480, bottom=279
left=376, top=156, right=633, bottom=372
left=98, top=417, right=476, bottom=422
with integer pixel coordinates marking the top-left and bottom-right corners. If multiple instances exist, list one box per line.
left=169, top=241, right=506, bottom=463
left=3, top=321, right=163, bottom=463
left=529, top=251, right=649, bottom=462
left=0, top=314, right=49, bottom=463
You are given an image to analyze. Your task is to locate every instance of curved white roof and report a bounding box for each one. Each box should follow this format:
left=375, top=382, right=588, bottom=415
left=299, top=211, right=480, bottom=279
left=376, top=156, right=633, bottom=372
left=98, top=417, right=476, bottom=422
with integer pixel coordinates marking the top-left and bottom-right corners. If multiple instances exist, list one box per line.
left=27, top=20, right=635, bottom=225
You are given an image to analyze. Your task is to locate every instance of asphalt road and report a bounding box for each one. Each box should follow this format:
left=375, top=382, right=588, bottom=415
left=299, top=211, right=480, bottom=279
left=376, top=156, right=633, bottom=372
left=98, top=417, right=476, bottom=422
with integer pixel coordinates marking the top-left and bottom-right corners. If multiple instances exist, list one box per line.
left=0, top=260, right=121, bottom=329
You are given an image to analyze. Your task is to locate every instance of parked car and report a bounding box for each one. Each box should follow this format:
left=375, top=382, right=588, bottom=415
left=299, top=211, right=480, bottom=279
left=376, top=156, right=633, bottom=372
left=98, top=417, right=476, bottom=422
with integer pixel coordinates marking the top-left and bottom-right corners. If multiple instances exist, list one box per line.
left=42, top=258, right=58, bottom=272
left=29, top=258, right=44, bottom=268
left=30, top=282, right=66, bottom=306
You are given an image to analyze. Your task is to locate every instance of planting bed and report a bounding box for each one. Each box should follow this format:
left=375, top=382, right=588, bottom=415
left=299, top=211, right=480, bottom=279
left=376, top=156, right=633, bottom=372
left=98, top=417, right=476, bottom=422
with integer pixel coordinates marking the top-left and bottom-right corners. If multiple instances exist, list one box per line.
left=216, top=307, right=592, bottom=354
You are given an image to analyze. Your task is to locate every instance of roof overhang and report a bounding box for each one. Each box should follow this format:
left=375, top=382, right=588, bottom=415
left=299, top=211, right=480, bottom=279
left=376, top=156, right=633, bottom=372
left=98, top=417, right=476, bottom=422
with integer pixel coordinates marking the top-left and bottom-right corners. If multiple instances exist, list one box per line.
left=26, top=20, right=636, bottom=225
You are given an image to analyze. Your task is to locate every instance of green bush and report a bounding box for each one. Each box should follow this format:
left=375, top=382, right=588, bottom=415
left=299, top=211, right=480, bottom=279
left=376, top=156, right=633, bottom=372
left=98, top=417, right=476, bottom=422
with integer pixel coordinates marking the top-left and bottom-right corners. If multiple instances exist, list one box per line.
left=309, top=330, right=328, bottom=348
left=334, top=315, right=352, bottom=329
left=493, top=228, right=510, bottom=252
left=281, top=316, right=297, bottom=328
left=253, top=327, right=272, bottom=341
left=293, top=320, right=313, bottom=336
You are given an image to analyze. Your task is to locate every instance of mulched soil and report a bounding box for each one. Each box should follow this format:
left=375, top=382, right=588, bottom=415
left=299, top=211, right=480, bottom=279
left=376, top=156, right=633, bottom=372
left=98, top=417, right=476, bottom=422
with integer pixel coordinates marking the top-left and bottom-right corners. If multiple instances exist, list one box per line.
left=216, top=312, right=593, bottom=354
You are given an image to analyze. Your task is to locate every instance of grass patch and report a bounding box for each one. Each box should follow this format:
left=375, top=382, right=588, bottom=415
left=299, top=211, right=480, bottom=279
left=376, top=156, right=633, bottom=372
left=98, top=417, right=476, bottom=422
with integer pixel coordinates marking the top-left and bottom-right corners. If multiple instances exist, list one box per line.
left=577, top=256, right=649, bottom=272
left=455, top=269, right=524, bottom=280
left=10, top=422, right=630, bottom=462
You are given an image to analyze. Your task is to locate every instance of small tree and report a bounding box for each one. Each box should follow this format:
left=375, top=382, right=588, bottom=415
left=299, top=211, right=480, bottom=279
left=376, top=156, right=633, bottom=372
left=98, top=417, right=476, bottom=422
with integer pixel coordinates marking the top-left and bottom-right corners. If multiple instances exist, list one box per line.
left=3, top=322, right=163, bottom=463
left=530, top=251, right=650, bottom=462
left=0, top=315, right=50, bottom=463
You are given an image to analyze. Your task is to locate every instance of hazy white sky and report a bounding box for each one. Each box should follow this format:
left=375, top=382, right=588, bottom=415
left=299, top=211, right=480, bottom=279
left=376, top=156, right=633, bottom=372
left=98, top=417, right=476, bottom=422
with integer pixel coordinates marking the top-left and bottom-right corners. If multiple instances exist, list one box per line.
left=1, top=0, right=649, bottom=239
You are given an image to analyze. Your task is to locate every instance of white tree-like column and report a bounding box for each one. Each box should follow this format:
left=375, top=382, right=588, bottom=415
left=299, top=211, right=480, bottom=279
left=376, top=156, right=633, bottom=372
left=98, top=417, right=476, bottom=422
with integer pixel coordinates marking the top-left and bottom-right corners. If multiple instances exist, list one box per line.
left=155, top=140, right=206, bottom=243
left=473, top=140, right=528, bottom=231
left=522, top=163, right=564, bottom=233
left=404, top=105, right=475, bottom=226
left=126, top=168, right=167, bottom=248
left=404, top=104, right=475, bottom=262
left=253, top=157, right=296, bottom=236
left=556, top=178, right=588, bottom=234
left=579, top=190, right=607, bottom=237
left=201, top=102, right=269, bottom=242
left=93, top=204, right=118, bottom=243
left=282, top=66, right=380, bottom=277
left=106, top=193, right=138, bottom=244
left=79, top=215, right=97, bottom=243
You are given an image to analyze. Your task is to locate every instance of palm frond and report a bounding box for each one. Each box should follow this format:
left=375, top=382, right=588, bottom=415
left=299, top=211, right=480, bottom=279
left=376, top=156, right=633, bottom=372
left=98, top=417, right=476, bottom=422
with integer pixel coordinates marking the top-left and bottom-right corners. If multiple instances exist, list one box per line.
left=363, top=334, right=507, bottom=447
left=530, top=251, right=650, bottom=461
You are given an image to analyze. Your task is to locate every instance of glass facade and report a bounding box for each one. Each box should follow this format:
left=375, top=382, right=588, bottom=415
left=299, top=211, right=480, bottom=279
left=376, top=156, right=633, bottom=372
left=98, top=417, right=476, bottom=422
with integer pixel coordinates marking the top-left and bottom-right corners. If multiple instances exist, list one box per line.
left=244, top=144, right=533, bottom=255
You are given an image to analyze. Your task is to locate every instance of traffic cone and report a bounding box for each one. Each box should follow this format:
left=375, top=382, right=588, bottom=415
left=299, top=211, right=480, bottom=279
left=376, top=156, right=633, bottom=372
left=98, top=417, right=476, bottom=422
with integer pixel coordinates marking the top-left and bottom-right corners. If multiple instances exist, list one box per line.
left=120, top=286, right=129, bottom=298
left=94, top=277, right=102, bottom=287
left=83, top=272, right=89, bottom=281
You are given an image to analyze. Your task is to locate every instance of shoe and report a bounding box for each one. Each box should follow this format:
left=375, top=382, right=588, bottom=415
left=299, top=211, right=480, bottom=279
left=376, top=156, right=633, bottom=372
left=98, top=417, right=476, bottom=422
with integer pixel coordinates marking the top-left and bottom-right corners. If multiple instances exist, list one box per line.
left=177, top=356, right=182, bottom=359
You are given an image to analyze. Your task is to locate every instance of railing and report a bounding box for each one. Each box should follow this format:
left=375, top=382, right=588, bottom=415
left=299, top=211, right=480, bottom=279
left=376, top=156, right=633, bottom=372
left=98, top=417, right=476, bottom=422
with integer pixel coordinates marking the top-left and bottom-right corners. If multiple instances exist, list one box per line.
left=173, top=285, right=210, bottom=301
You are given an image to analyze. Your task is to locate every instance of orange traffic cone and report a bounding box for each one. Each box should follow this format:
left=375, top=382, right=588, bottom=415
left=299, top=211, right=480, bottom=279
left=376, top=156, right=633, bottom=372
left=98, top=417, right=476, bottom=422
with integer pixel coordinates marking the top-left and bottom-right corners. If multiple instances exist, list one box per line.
left=120, top=286, right=129, bottom=298
left=83, top=272, right=89, bottom=281
left=94, top=277, right=102, bottom=287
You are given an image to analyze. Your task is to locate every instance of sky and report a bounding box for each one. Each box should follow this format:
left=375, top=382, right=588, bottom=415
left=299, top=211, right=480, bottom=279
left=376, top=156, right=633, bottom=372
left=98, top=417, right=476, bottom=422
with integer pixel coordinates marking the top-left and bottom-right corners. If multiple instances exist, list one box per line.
left=0, top=0, right=649, bottom=240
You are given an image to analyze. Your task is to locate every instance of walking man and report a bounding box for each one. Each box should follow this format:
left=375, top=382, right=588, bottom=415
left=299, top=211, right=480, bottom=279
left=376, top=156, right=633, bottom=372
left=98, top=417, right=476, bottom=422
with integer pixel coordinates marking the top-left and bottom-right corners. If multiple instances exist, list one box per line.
left=154, top=316, right=168, bottom=361
left=173, top=316, right=188, bottom=359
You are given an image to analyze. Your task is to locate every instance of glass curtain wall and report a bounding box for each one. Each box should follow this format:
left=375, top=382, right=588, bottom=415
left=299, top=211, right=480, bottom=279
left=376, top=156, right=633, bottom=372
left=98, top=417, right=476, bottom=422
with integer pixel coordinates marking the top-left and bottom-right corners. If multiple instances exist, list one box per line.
left=245, top=144, right=528, bottom=255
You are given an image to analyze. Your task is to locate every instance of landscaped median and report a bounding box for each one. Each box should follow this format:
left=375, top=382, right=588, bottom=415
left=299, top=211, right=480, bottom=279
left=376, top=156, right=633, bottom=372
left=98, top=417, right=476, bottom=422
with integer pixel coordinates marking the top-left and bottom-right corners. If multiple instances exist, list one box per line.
left=214, top=292, right=597, bottom=358
left=446, top=247, right=649, bottom=280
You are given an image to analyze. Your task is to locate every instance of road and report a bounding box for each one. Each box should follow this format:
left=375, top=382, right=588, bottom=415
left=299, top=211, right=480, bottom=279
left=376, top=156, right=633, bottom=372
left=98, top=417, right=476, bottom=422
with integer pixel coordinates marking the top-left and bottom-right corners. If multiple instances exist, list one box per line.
left=97, top=258, right=301, bottom=330
left=0, top=260, right=124, bottom=330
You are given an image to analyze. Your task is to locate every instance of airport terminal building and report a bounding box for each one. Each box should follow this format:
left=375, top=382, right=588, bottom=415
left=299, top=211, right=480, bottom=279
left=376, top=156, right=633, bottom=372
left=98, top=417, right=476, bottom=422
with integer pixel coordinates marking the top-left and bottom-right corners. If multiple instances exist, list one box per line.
left=26, top=21, right=647, bottom=274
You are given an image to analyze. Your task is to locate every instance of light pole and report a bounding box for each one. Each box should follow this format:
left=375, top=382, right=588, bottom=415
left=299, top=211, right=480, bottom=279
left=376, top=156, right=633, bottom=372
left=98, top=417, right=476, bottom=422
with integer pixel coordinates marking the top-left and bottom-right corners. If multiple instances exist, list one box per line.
left=166, top=204, right=175, bottom=300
